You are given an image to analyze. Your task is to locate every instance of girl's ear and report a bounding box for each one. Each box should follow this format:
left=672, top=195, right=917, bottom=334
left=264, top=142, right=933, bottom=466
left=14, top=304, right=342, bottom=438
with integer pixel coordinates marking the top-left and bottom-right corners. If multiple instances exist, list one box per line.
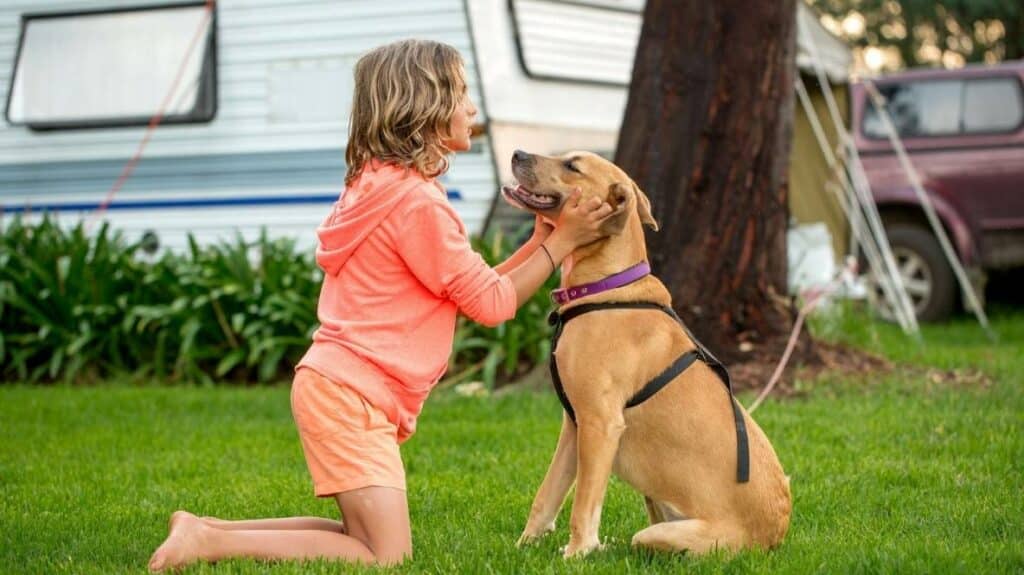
left=633, top=182, right=659, bottom=231
left=600, top=183, right=632, bottom=236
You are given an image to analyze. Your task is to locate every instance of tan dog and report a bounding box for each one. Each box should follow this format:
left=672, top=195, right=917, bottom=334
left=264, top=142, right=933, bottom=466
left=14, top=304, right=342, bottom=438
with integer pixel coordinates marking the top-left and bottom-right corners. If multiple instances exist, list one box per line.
left=502, top=150, right=791, bottom=558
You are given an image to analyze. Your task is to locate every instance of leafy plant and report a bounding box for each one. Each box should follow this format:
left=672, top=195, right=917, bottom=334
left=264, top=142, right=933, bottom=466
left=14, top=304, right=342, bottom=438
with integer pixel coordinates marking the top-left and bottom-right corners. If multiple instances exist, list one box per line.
left=1, top=216, right=554, bottom=387
left=0, top=217, right=150, bottom=382
left=0, top=216, right=320, bottom=384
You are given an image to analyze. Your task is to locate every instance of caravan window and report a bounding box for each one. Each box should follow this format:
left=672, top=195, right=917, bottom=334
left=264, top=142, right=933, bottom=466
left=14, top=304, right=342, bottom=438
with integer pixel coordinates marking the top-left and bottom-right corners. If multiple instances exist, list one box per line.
left=5, top=2, right=216, bottom=130
left=509, top=0, right=642, bottom=85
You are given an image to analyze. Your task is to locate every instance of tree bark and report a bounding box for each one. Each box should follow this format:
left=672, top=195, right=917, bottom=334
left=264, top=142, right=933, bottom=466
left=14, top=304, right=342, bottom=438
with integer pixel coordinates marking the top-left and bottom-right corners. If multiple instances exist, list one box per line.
left=614, top=0, right=799, bottom=363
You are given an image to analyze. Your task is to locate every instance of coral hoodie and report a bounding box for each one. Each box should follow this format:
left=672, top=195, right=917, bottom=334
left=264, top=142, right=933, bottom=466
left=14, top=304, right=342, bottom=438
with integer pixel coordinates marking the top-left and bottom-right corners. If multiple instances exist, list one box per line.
left=297, top=160, right=516, bottom=442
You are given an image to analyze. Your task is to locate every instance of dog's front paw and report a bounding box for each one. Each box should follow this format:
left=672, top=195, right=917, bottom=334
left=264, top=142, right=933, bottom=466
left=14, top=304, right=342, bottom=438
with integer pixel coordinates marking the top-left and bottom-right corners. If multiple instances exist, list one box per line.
left=516, top=521, right=556, bottom=547
left=561, top=538, right=604, bottom=559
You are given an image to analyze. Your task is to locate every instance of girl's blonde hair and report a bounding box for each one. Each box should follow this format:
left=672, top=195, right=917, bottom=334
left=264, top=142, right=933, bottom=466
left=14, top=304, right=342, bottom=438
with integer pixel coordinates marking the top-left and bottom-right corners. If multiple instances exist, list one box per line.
left=345, top=39, right=466, bottom=186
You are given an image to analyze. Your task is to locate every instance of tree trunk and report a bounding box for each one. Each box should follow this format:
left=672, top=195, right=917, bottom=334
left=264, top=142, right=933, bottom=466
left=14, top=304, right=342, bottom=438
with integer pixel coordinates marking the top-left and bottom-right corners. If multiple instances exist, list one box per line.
left=614, top=0, right=799, bottom=363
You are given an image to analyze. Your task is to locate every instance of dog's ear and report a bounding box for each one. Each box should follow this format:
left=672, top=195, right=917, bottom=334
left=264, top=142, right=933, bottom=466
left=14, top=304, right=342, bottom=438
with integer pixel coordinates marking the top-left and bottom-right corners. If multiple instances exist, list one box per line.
left=600, top=183, right=632, bottom=236
left=633, top=182, right=659, bottom=231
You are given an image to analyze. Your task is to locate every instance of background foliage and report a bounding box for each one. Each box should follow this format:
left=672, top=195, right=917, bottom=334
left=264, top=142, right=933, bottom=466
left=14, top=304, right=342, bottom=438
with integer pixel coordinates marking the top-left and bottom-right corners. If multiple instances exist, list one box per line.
left=0, top=217, right=552, bottom=387
left=809, top=0, right=1021, bottom=69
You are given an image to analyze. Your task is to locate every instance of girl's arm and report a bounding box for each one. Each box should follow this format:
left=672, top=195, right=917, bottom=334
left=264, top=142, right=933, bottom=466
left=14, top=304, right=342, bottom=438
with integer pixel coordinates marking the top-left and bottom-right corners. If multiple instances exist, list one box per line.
left=493, top=216, right=553, bottom=275
left=394, top=190, right=610, bottom=325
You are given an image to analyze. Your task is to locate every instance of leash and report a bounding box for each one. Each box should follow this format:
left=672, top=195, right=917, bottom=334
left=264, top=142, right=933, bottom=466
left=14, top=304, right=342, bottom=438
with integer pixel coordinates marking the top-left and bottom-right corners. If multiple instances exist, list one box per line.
left=747, top=258, right=859, bottom=413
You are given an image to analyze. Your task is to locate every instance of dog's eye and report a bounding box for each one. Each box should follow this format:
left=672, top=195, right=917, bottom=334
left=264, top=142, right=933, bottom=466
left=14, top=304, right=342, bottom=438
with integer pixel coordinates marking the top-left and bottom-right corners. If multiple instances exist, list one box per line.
left=564, top=159, right=582, bottom=174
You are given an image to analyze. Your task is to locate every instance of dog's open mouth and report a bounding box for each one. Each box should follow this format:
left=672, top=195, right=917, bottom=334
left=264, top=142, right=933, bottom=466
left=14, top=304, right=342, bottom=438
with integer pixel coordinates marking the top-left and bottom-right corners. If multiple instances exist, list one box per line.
left=501, top=183, right=561, bottom=211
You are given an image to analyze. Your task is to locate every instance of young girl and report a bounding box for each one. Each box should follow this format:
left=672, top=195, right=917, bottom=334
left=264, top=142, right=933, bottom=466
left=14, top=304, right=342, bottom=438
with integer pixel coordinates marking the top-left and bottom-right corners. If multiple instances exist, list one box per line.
left=148, top=39, right=611, bottom=571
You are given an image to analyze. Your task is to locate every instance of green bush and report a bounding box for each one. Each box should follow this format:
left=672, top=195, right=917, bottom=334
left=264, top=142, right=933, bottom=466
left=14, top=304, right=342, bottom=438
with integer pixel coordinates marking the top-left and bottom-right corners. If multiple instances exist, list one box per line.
left=0, top=217, right=322, bottom=384
left=0, top=217, right=554, bottom=386
left=1, top=217, right=151, bottom=382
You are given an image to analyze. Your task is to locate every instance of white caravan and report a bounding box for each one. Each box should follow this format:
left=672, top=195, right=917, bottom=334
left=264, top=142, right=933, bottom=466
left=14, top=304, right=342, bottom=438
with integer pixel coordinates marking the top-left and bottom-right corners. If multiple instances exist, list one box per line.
left=0, top=0, right=849, bottom=253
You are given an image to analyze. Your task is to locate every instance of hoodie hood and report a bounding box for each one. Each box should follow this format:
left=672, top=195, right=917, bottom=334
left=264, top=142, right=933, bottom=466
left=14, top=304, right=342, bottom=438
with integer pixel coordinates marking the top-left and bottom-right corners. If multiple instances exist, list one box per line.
left=316, top=162, right=429, bottom=276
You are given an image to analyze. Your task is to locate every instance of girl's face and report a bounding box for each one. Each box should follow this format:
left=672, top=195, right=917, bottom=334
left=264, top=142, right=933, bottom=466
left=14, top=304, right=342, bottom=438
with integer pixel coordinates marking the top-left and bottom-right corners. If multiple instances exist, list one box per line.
left=442, top=84, right=477, bottom=153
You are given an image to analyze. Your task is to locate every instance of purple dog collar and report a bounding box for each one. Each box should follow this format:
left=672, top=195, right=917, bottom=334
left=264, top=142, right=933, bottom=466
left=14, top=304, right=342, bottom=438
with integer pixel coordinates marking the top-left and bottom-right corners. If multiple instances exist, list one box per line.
left=550, top=262, right=651, bottom=305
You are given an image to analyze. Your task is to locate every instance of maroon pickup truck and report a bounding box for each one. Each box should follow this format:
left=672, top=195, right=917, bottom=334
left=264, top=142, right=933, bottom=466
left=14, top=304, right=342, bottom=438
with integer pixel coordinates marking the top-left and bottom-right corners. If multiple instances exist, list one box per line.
left=852, top=60, right=1024, bottom=321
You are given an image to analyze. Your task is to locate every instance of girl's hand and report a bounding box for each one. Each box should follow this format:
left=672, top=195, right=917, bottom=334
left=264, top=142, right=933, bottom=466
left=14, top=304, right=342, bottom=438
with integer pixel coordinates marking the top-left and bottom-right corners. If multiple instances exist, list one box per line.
left=546, top=189, right=614, bottom=255
left=530, top=214, right=555, bottom=244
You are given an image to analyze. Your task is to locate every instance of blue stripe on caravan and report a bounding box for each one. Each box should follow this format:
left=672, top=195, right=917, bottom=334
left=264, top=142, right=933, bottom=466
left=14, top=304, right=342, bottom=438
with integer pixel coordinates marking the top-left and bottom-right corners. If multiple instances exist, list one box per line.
left=0, top=190, right=464, bottom=214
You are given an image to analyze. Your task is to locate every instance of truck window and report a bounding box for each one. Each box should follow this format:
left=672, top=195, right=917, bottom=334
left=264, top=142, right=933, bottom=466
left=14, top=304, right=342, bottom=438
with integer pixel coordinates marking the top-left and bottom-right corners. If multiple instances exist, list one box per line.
left=863, top=80, right=962, bottom=139
left=5, top=2, right=216, bottom=131
left=963, top=78, right=1023, bottom=133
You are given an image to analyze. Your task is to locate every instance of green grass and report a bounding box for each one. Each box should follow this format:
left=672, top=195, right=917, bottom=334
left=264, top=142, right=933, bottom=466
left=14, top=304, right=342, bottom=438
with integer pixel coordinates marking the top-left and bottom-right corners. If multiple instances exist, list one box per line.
left=2, top=309, right=1023, bottom=574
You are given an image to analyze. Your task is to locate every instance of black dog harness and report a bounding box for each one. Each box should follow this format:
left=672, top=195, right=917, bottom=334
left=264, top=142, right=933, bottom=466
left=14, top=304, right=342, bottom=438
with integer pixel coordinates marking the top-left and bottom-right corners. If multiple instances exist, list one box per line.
left=548, top=301, right=751, bottom=483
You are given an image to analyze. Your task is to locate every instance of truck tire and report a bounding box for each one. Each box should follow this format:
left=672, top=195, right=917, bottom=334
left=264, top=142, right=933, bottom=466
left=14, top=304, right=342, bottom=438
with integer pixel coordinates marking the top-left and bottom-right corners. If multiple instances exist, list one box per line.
left=885, top=224, right=956, bottom=322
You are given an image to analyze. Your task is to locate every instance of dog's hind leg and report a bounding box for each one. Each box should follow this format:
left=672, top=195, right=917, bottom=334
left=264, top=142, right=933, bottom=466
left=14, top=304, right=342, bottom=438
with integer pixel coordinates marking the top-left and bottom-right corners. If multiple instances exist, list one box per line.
left=643, top=497, right=664, bottom=525
left=643, top=497, right=686, bottom=526
left=631, top=518, right=745, bottom=555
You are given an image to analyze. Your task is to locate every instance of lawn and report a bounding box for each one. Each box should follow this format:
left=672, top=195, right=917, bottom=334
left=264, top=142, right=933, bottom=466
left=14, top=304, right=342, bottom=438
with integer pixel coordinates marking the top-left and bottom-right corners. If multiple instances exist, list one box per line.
left=2, top=309, right=1023, bottom=574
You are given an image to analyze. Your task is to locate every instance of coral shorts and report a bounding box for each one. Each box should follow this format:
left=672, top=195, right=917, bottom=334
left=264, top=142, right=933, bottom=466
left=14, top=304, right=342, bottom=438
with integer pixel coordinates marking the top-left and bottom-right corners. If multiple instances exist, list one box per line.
left=290, top=367, right=406, bottom=496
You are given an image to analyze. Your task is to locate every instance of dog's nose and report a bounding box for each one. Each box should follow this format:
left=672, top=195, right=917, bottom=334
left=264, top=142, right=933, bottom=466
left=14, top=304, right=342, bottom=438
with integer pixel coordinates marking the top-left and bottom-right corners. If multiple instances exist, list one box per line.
left=512, top=149, right=530, bottom=164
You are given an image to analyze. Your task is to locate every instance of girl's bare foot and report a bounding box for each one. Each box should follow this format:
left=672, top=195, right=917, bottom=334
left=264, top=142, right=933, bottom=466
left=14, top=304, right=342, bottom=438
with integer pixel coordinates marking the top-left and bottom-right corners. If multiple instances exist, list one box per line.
left=148, top=511, right=211, bottom=572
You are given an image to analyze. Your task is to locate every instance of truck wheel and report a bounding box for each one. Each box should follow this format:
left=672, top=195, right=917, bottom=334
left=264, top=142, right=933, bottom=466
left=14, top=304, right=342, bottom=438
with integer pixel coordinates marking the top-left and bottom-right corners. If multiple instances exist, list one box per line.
left=883, top=224, right=957, bottom=322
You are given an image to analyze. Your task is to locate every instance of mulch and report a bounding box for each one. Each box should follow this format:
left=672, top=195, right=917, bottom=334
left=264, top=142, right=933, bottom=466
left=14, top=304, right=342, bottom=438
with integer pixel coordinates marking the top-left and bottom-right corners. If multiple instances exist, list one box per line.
left=729, top=338, right=992, bottom=399
left=505, top=336, right=992, bottom=401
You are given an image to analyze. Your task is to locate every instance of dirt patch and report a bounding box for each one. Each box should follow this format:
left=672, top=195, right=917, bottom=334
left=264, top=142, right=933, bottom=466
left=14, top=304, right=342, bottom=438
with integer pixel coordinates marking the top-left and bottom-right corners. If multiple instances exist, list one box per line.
left=729, top=336, right=993, bottom=398
left=729, top=339, right=892, bottom=395
left=499, top=335, right=992, bottom=400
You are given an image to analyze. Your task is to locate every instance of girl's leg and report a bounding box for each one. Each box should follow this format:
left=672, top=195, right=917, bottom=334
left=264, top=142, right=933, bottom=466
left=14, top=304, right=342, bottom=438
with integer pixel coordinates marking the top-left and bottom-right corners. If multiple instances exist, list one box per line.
left=201, top=516, right=345, bottom=533
left=335, top=485, right=412, bottom=564
left=147, top=486, right=411, bottom=572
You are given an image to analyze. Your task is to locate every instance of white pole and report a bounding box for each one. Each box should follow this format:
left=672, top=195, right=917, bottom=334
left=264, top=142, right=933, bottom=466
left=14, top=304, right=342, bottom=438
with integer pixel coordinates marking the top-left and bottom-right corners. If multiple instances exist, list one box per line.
left=796, top=15, right=921, bottom=335
left=843, top=145, right=920, bottom=333
left=861, top=80, right=997, bottom=342
left=794, top=76, right=917, bottom=335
